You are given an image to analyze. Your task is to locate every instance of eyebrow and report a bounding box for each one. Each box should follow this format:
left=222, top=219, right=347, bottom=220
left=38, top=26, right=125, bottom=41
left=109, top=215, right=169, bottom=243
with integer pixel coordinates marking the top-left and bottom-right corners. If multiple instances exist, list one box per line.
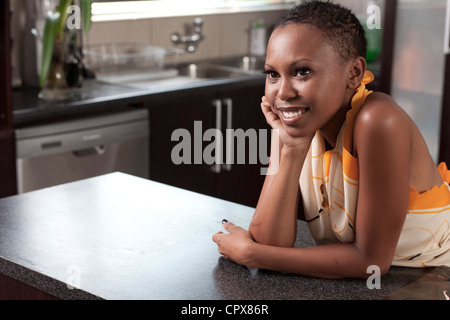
left=265, top=58, right=316, bottom=69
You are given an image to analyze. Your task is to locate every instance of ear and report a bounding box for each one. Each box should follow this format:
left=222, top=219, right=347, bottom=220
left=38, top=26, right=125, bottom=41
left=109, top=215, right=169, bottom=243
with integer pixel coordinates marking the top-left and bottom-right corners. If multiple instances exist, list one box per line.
left=347, top=57, right=367, bottom=90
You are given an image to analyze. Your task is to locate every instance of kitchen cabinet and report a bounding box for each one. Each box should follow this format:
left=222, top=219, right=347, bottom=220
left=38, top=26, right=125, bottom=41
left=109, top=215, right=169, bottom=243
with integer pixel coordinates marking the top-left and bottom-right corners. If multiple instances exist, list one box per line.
left=0, top=0, right=17, bottom=198
left=439, top=1, right=450, bottom=165
left=149, top=90, right=217, bottom=198
left=377, top=0, right=397, bottom=95
left=215, top=84, right=270, bottom=207
left=149, top=81, right=269, bottom=207
left=440, top=53, right=450, bottom=164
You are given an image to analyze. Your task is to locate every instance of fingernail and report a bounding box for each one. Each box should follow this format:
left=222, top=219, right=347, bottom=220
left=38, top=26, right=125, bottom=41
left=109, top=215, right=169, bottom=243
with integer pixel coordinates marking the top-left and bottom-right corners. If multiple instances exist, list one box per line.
left=222, top=219, right=228, bottom=224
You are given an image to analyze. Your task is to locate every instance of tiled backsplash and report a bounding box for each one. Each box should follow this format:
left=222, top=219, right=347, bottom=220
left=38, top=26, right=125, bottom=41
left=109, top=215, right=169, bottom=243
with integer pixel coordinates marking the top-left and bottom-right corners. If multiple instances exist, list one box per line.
left=78, top=0, right=380, bottom=64
left=85, top=9, right=289, bottom=63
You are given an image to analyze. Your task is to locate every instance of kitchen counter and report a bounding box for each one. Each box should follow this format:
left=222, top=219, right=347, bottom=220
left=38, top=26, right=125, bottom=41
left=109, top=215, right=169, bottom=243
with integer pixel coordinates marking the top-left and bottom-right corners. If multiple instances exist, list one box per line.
left=0, top=172, right=434, bottom=300
left=12, top=70, right=265, bottom=128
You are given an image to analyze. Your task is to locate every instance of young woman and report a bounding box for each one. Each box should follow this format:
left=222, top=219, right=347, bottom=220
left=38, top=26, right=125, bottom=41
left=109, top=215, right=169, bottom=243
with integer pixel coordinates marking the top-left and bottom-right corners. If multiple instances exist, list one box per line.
left=213, top=1, right=450, bottom=278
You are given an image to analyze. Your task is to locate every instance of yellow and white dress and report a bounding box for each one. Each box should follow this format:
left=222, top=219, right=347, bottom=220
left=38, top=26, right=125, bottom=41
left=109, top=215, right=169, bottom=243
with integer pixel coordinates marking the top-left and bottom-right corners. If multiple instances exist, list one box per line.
left=299, top=71, right=450, bottom=267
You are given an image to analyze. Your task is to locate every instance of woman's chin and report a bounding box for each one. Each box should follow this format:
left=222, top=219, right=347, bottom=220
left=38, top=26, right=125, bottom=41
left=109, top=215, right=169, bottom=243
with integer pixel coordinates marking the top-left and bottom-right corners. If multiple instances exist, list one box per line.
left=283, top=124, right=314, bottom=139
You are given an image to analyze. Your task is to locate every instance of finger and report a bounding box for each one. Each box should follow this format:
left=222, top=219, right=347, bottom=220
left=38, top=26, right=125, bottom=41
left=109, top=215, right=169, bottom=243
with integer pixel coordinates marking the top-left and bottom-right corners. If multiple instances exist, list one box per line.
left=260, top=100, right=278, bottom=118
left=222, top=219, right=234, bottom=231
left=221, top=219, right=235, bottom=232
left=261, top=96, right=271, bottom=106
left=260, top=100, right=272, bottom=111
left=212, top=231, right=223, bottom=244
left=260, top=103, right=277, bottom=120
left=264, top=110, right=279, bottom=124
left=264, top=112, right=283, bottom=132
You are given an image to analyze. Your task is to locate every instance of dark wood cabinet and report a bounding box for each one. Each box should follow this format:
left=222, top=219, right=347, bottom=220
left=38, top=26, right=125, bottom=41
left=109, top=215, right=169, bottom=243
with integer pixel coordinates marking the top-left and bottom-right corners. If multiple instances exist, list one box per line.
left=0, top=0, right=17, bottom=199
left=215, top=84, right=269, bottom=207
left=149, top=81, right=269, bottom=207
left=439, top=52, right=450, bottom=164
left=149, top=90, right=218, bottom=197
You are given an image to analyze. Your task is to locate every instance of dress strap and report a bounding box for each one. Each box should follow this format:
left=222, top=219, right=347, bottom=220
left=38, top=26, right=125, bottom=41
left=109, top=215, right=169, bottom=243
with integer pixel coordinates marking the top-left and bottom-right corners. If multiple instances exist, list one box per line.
left=343, top=70, right=375, bottom=155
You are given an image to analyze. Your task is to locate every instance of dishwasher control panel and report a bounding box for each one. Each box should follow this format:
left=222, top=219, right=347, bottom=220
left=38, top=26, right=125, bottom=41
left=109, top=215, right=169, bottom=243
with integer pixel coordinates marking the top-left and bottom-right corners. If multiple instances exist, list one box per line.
left=15, top=109, right=149, bottom=159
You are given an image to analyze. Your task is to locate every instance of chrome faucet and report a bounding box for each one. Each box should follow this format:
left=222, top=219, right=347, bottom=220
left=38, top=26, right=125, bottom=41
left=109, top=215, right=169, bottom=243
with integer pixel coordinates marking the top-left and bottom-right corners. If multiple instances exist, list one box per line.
left=170, top=18, right=205, bottom=53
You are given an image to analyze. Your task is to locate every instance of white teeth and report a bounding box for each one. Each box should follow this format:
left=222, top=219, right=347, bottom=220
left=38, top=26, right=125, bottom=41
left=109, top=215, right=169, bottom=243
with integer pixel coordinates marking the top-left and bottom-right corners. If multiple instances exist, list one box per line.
left=282, top=109, right=306, bottom=119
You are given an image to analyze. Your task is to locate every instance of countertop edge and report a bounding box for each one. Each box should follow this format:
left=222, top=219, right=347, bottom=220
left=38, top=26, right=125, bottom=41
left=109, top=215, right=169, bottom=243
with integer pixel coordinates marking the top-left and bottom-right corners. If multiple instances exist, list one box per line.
left=0, top=256, right=102, bottom=300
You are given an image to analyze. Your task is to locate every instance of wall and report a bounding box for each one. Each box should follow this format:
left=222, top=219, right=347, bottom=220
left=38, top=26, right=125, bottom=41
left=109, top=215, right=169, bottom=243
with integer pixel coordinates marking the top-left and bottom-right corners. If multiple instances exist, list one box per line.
left=81, top=0, right=375, bottom=63
left=84, top=10, right=288, bottom=63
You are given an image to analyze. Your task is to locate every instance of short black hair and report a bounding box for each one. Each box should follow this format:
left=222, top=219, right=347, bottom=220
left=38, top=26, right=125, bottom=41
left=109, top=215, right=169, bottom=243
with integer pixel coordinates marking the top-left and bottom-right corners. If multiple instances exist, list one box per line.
left=275, top=0, right=367, bottom=62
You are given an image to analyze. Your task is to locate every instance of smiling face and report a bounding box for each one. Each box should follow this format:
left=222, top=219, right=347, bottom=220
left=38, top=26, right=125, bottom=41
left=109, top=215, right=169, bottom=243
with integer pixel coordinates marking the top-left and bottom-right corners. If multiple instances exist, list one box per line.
left=264, top=23, right=358, bottom=142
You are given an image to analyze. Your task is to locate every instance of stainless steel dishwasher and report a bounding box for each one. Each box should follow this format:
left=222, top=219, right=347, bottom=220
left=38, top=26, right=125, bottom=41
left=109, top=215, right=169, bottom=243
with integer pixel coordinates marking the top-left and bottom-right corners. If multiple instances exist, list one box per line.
left=15, top=109, right=149, bottom=194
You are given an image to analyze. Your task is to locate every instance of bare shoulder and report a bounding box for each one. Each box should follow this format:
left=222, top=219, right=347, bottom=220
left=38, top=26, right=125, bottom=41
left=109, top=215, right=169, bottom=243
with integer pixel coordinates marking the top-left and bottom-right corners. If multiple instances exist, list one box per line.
left=355, top=91, right=443, bottom=192
left=353, top=91, right=412, bottom=157
left=356, top=92, right=409, bottom=127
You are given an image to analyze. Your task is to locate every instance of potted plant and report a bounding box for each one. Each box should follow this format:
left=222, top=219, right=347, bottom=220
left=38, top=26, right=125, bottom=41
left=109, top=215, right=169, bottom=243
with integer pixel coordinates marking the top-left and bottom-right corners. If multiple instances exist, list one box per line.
left=39, top=0, right=92, bottom=100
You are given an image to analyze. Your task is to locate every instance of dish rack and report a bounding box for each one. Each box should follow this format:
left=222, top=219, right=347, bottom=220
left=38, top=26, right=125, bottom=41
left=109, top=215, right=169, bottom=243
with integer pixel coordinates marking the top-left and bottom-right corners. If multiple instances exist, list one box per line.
left=83, top=42, right=185, bottom=79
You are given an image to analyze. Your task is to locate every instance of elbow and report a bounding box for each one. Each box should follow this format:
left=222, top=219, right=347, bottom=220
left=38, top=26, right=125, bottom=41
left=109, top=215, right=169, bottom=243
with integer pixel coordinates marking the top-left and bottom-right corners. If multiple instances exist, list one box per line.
left=361, top=256, right=392, bottom=279
left=377, top=260, right=392, bottom=277
left=364, top=261, right=390, bottom=278
left=249, top=224, right=296, bottom=248
left=354, top=243, right=394, bottom=278
left=351, top=246, right=393, bottom=278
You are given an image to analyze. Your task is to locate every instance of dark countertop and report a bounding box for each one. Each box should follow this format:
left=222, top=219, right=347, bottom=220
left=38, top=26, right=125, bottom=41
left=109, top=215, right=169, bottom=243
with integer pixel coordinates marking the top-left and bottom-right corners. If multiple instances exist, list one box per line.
left=12, top=73, right=265, bottom=128
left=0, top=172, right=433, bottom=300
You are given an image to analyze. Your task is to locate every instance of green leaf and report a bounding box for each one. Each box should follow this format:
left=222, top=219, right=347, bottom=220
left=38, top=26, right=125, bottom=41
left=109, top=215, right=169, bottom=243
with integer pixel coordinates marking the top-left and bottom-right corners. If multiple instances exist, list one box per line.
left=80, top=0, right=93, bottom=33
left=56, top=0, right=73, bottom=37
left=39, top=12, right=60, bottom=87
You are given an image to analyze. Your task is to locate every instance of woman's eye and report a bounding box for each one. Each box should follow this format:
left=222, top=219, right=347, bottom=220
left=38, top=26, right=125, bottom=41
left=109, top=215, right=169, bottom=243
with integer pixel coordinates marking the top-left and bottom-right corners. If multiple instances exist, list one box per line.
left=264, top=70, right=279, bottom=79
left=295, top=67, right=311, bottom=77
left=263, top=67, right=310, bottom=80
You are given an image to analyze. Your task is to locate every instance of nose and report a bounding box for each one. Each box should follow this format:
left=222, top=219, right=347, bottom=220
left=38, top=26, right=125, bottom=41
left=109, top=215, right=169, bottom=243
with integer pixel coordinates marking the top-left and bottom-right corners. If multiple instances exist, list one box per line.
left=277, top=77, right=298, bottom=101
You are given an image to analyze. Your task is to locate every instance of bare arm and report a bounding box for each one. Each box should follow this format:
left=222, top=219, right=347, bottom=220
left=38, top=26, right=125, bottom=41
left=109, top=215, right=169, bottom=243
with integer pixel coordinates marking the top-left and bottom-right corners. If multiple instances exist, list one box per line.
left=249, top=144, right=306, bottom=247
left=213, top=99, right=410, bottom=278
left=249, top=98, right=313, bottom=247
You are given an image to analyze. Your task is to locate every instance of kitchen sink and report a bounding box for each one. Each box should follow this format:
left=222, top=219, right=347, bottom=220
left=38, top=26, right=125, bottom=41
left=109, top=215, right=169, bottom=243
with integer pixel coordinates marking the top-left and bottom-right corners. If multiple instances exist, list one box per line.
left=95, top=57, right=265, bottom=90
left=215, top=56, right=266, bottom=73
left=177, top=63, right=249, bottom=79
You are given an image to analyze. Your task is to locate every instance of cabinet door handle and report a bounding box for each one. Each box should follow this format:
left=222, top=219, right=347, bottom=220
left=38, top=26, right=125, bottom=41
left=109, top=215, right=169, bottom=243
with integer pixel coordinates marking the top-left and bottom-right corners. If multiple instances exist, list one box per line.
left=223, top=98, right=233, bottom=171
left=445, top=0, right=450, bottom=54
left=212, top=99, right=222, bottom=173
